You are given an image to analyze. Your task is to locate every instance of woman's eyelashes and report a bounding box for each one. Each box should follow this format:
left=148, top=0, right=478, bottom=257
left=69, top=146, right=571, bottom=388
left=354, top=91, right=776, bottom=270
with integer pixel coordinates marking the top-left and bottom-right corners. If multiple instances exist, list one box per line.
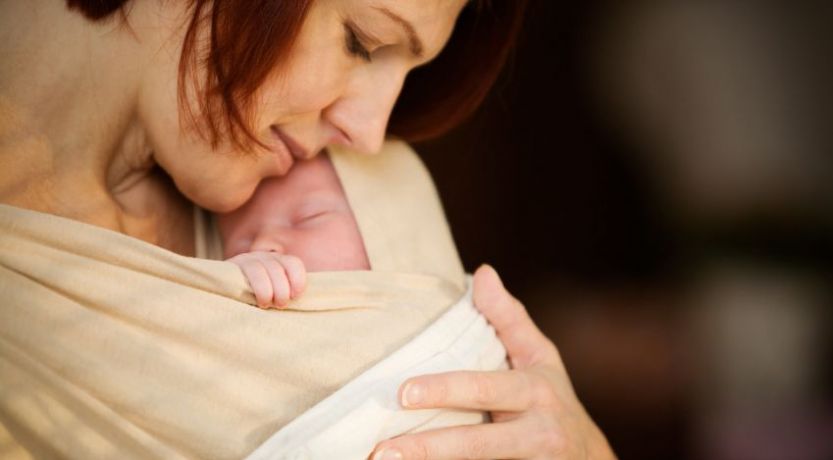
left=344, top=23, right=372, bottom=62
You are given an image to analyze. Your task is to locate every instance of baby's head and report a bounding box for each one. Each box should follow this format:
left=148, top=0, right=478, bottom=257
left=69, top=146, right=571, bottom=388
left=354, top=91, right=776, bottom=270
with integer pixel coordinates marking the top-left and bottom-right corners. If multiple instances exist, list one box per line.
left=216, top=154, right=370, bottom=271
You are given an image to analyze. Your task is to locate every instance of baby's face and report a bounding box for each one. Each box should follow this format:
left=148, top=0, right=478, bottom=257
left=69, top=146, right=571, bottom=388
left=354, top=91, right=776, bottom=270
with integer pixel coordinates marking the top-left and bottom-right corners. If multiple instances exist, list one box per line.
left=216, top=155, right=370, bottom=271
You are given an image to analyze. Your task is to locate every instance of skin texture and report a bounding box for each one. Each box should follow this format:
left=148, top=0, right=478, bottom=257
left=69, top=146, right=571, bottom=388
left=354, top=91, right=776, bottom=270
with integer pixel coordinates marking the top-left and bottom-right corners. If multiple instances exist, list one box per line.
left=0, top=1, right=615, bottom=458
left=218, top=155, right=370, bottom=308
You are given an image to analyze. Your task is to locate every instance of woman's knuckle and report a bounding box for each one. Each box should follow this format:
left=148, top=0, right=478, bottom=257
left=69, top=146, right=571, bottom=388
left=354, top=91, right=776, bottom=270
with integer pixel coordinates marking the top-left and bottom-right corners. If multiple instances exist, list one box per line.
left=403, top=439, right=430, bottom=460
left=541, top=429, right=566, bottom=456
left=536, top=412, right=566, bottom=455
left=463, top=432, right=488, bottom=459
left=472, top=374, right=496, bottom=405
left=531, top=374, right=557, bottom=408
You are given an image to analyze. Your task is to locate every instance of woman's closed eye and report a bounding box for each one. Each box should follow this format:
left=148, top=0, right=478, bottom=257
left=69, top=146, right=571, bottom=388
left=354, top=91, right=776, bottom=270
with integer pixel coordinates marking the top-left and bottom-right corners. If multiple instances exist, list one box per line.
left=344, top=23, right=372, bottom=62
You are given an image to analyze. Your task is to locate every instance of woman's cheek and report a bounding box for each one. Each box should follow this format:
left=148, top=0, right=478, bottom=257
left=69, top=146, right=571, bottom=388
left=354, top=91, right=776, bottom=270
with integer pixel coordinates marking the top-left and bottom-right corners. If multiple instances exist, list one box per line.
left=275, top=51, right=354, bottom=114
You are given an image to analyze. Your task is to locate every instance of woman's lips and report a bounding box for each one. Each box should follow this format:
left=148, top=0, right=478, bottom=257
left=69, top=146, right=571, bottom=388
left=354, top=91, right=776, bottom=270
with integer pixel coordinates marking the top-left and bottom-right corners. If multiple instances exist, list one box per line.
left=270, top=126, right=310, bottom=163
left=265, top=134, right=293, bottom=176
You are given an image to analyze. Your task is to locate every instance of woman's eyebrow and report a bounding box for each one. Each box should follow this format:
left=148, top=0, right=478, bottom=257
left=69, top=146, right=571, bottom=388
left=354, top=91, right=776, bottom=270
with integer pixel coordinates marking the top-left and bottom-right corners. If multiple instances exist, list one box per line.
left=372, top=6, right=425, bottom=58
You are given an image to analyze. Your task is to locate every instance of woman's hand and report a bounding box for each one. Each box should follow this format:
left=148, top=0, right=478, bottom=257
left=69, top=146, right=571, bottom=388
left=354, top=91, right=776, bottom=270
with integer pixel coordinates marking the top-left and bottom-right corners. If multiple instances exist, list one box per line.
left=372, top=265, right=616, bottom=460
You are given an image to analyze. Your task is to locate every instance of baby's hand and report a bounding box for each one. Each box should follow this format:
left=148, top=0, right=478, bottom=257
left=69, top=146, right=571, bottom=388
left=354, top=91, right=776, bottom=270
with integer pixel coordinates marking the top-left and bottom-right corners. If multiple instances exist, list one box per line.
left=227, top=251, right=307, bottom=309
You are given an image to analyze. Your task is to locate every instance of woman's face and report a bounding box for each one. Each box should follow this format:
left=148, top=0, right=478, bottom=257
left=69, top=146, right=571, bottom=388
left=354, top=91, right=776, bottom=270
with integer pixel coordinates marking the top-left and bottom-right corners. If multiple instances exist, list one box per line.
left=138, top=0, right=467, bottom=213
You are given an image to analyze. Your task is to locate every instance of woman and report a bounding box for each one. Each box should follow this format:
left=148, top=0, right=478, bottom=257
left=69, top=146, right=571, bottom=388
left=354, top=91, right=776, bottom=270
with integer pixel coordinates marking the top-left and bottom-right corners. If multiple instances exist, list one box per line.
left=0, top=0, right=615, bottom=458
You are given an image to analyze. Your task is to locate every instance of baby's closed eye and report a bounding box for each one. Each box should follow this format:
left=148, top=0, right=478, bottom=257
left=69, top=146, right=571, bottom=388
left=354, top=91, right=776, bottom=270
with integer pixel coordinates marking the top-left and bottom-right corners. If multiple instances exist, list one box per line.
left=297, top=210, right=330, bottom=221
left=293, top=200, right=343, bottom=226
left=294, top=209, right=335, bottom=228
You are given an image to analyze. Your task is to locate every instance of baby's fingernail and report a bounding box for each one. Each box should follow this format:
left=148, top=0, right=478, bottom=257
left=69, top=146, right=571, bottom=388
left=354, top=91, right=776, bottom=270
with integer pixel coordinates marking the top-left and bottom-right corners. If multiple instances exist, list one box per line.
left=372, top=448, right=403, bottom=460
left=400, top=382, right=424, bottom=407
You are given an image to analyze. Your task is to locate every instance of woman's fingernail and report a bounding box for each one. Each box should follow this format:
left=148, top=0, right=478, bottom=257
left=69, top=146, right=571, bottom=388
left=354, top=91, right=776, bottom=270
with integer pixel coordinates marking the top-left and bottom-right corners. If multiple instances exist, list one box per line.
left=484, top=264, right=504, bottom=287
left=401, top=382, right=424, bottom=407
left=372, top=448, right=403, bottom=460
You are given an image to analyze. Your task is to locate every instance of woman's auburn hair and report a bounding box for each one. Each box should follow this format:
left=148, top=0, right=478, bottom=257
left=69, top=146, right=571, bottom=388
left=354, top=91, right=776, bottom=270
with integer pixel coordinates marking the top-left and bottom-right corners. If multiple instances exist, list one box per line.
left=66, top=0, right=528, bottom=147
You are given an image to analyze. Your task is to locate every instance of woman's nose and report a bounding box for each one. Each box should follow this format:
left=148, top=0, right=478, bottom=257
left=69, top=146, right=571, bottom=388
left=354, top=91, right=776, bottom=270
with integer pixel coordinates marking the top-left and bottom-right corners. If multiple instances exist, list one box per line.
left=327, top=66, right=408, bottom=155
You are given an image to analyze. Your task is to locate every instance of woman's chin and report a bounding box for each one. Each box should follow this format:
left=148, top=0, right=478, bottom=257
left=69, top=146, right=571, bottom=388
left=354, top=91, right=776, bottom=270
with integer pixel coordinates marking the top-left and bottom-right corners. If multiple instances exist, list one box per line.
left=186, top=183, right=257, bottom=214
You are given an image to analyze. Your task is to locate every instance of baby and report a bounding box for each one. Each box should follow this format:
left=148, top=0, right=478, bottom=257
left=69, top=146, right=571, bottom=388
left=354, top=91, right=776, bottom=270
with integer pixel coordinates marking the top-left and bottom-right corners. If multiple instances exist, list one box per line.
left=216, top=154, right=370, bottom=309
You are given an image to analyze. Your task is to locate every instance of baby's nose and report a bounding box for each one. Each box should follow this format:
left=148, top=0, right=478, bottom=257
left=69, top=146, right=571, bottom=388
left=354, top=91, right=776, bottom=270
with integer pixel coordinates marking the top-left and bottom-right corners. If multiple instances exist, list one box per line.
left=250, top=234, right=286, bottom=254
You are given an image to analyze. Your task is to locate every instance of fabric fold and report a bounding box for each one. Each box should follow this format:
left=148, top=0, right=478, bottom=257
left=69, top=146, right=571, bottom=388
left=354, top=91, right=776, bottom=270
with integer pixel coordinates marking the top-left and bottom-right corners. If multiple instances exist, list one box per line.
left=0, top=204, right=461, bottom=459
left=0, top=140, right=500, bottom=459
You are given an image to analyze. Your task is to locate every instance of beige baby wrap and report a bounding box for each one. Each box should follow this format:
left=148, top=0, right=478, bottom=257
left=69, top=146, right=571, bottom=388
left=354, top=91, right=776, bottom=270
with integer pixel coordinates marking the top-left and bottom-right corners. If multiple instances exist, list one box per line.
left=0, top=141, right=506, bottom=459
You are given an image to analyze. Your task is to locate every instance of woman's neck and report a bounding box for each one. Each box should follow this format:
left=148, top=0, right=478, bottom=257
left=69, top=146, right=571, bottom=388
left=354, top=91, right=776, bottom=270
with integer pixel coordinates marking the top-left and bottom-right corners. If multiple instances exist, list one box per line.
left=0, top=0, right=195, bottom=254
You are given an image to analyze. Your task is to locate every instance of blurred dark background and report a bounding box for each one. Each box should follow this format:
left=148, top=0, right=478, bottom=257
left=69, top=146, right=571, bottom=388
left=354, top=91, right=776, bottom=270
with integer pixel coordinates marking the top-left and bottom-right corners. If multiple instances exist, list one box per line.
left=415, top=1, right=833, bottom=459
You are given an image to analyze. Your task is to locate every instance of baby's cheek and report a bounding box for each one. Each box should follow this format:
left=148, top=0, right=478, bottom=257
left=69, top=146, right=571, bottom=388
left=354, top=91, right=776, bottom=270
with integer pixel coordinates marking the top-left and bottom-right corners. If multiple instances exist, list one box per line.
left=347, top=245, right=371, bottom=270
left=334, top=233, right=370, bottom=270
left=222, top=237, right=252, bottom=259
left=326, top=236, right=370, bottom=271
left=342, top=220, right=370, bottom=270
left=295, top=228, right=363, bottom=271
left=216, top=214, right=254, bottom=259
left=300, top=243, right=338, bottom=272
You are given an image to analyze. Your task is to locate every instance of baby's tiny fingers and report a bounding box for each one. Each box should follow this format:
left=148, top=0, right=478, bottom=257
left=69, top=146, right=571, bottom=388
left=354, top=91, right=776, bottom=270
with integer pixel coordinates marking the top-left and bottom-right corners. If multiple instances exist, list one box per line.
left=240, top=261, right=274, bottom=309
left=261, top=257, right=291, bottom=307
left=276, top=255, right=306, bottom=298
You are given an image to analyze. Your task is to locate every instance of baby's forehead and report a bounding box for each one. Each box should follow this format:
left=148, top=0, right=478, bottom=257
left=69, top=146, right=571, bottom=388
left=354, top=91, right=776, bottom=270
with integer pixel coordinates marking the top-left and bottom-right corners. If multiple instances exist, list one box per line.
left=289, top=155, right=342, bottom=187
left=275, top=155, right=344, bottom=196
left=291, top=188, right=346, bottom=210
